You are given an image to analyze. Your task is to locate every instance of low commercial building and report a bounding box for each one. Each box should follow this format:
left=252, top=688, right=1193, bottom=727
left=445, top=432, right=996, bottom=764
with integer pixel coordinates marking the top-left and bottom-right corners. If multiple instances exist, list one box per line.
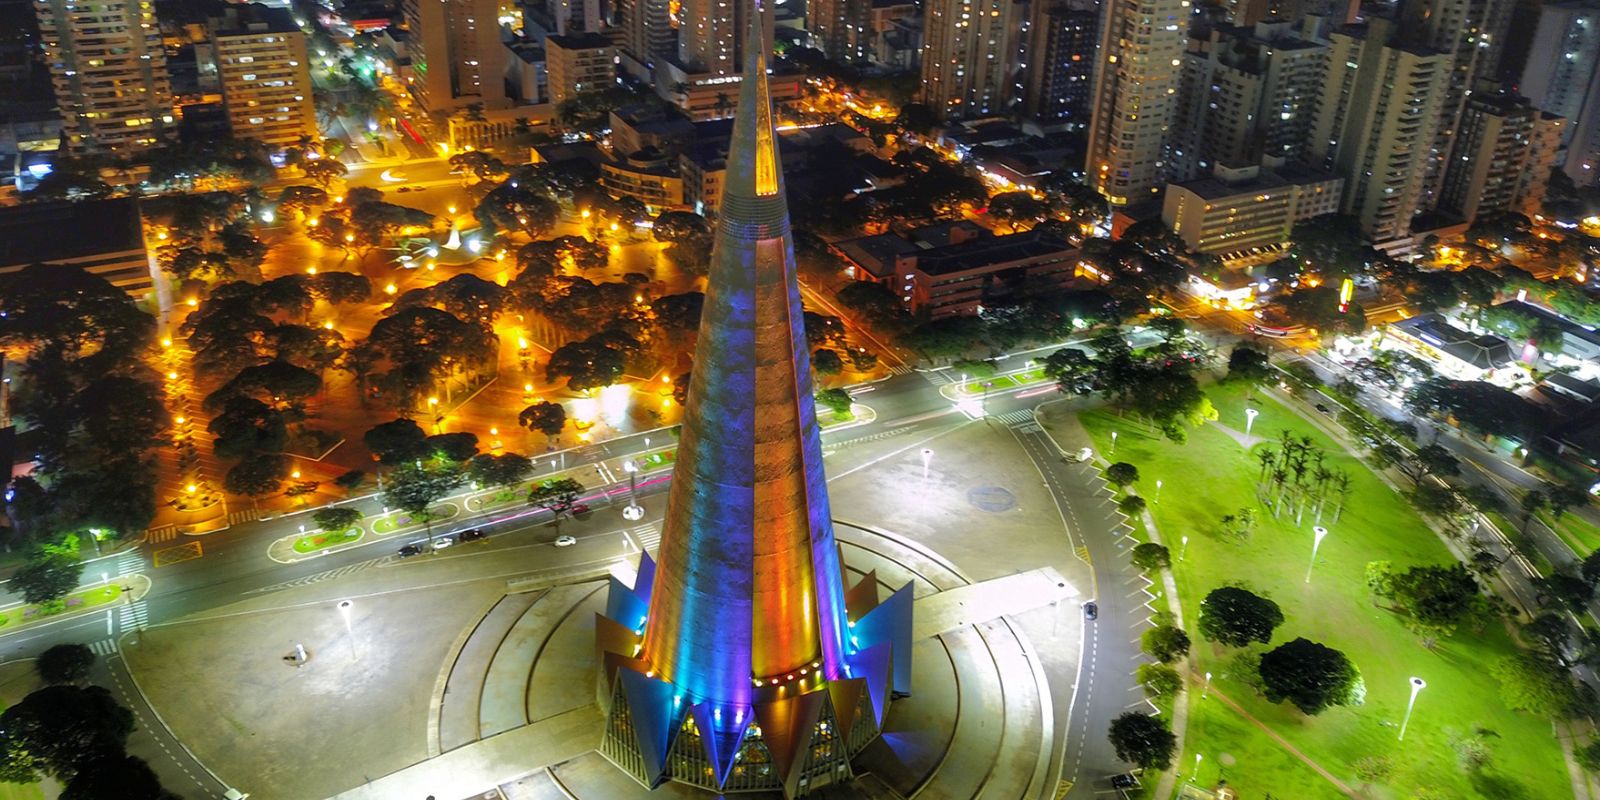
left=0, top=198, right=154, bottom=301
left=600, top=148, right=685, bottom=209
left=1162, top=161, right=1342, bottom=266
left=1384, top=313, right=1515, bottom=382
left=834, top=225, right=1077, bottom=318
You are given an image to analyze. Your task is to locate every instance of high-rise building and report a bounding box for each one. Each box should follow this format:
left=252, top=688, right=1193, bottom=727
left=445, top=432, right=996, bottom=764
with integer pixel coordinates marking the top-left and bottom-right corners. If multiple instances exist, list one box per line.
left=34, top=0, right=172, bottom=154
left=1517, top=0, right=1600, bottom=185
left=1084, top=0, right=1189, bottom=205
left=918, top=0, right=1025, bottom=119
left=1020, top=0, right=1098, bottom=130
left=545, top=32, right=615, bottom=106
left=402, top=0, right=510, bottom=112
left=1399, top=0, right=1517, bottom=207
left=1438, top=82, right=1566, bottom=223
left=811, top=0, right=872, bottom=62
left=549, top=0, right=602, bottom=34
left=678, top=0, right=771, bottom=75
left=618, top=0, right=677, bottom=69
left=596, top=14, right=912, bottom=798
left=1168, top=20, right=1326, bottom=181
left=208, top=5, right=315, bottom=149
left=1308, top=18, right=1451, bottom=243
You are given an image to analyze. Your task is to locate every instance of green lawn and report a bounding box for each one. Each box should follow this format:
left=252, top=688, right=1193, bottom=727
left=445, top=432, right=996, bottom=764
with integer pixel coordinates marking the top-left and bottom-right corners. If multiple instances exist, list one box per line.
left=1539, top=511, right=1600, bottom=556
left=1081, top=382, right=1570, bottom=799
left=291, top=526, right=362, bottom=554
left=0, top=583, right=124, bottom=631
left=372, top=503, right=459, bottom=534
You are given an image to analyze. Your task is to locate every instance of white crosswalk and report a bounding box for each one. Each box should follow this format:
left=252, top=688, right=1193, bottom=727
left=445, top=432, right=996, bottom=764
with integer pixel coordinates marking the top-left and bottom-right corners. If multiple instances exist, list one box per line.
left=888, top=365, right=914, bottom=376
left=631, top=522, right=662, bottom=553
left=227, top=509, right=260, bottom=526
left=993, top=409, right=1036, bottom=426
left=145, top=525, right=179, bottom=543
left=115, top=552, right=144, bottom=577
left=924, top=370, right=956, bottom=385
left=89, top=639, right=118, bottom=656
left=119, top=601, right=149, bottom=630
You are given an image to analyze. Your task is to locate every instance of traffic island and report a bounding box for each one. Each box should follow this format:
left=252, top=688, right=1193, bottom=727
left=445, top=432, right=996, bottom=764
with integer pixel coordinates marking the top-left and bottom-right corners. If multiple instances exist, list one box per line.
left=268, top=526, right=367, bottom=564
left=0, top=573, right=152, bottom=636
left=371, top=503, right=460, bottom=535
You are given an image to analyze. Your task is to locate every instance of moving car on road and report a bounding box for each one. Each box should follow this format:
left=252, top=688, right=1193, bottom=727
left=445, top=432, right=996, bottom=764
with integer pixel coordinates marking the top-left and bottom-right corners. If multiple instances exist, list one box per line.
left=554, top=535, right=577, bottom=547
left=459, top=528, right=487, bottom=542
left=1083, top=601, right=1098, bottom=620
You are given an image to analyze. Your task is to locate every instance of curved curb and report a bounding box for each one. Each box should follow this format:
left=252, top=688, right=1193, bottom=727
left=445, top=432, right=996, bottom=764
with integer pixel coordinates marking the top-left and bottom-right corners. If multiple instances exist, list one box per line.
left=266, top=525, right=369, bottom=565
left=0, top=573, right=154, bottom=640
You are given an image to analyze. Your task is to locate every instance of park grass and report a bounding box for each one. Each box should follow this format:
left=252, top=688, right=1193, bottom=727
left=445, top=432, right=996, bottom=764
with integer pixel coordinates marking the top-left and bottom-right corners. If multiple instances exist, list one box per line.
left=1081, top=381, right=1570, bottom=800
left=0, top=583, right=124, bottom=631
left=291, top=526, right=362, bottom=554
left=1538, top=511, right=1600, bottom=556
left=371, top=503, right=459, bottom=534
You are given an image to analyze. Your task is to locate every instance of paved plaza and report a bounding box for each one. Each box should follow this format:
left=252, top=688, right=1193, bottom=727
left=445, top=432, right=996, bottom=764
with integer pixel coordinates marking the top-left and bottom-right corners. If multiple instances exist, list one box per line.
left=124, top=418, right=1094, bottom=799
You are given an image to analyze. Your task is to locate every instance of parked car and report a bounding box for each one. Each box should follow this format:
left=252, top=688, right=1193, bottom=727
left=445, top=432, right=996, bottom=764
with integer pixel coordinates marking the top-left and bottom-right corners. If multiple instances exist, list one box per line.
left=397, top=543, right=426, bottom=557
left=459, top=528, right=487, bottom=542
left=554, top=535, right=577, bottom=547
left=1083, top=601, right=1098, bottom=620
left=1110, top=773, right=1140, bottom=789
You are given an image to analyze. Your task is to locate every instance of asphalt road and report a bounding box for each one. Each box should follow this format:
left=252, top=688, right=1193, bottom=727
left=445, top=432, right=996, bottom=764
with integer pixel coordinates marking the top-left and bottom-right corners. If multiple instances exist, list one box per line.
left=0, top=328, right=1165, bottom=799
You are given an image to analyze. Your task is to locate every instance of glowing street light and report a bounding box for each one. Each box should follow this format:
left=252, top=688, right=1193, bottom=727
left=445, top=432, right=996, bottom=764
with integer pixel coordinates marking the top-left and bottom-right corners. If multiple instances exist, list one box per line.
left=337, top=600, right=358, bottom=661
left=1110, top=431, right=1118, bottom=454
left=1179, top=535, right=1189, bottom=562
left=1398, top=676, right=1427, bottom=740
left=921, top=448, right=933, bottom=479
left=1154, top=479, right=1162, bottom=503
left=1305, top=525, right=1330, bottom=583
left=1245, top=407, right=1260, bottom=437
left=622, top=460, right=644, bottom=521
left=1202, top=670, right=1212, bottom=699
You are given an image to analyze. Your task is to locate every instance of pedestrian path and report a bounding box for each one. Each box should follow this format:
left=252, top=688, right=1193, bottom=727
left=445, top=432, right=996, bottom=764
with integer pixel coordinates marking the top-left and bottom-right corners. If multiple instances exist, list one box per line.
left=145, top=526, right=180, bottom=544
left=226, top=509, right=260, bottom=527
left=627, top=522, right=661, bottom=554
left=120, top=601, right=149, bottom=630
left=89, top=638, right=118, bottom=656
left=116, top=552, right=145, bottom=577
left=246, top=559, right=379, bottom=594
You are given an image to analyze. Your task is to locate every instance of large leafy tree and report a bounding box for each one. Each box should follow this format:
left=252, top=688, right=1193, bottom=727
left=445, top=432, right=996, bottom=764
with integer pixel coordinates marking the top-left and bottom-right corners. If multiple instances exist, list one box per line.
left=10, top=551, right=83, bottom=606
left=469, top=453, right=533, bottom=489
left=653, top=210, right=714, bottom=275
left=383, top=461, right=465, bottom=543
left=986, top=191, right=1048, bottom=232
left=0, top=265, right=154, bottom=363
left=519, top=402, right=567, bottom=436
left=1106, top=712, right=1176, bottom=770
left=1389, top=564, right=1482, bottom=638
left=1258, top=638, right=1363, bottom=715
left=361, top=307, right=494, bottom=408
left=1491, top=648, right=1580, bottom=718
left=1198, top=587, right=1284, bottom=647
left=209, top=396, right=287, bottom=458
left=546, top=337, right=628, bottom=391
left=35, top=644, right=95, bottom=685
left=363, top=418, right=430, bottom=466
left=528, top=477, right=585, bottom=527
left=0, top=685, right=134, bottom=782
left=224, top=453, right=291, bottom=509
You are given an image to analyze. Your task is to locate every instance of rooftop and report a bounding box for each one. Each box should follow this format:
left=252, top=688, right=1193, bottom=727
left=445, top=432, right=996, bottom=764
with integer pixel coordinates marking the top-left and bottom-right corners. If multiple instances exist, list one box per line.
left=211, top=3, right=300, bottom=37
left=1393, top=313, right=1514, bottom=370
left=1494, top=300, right=1600, bottom=350
left=1174, top=162, right=1339, bottom=201
left=0, top=198, right=145, bottom=268
left=915, top=229, right=1076, bottom=276
left=546, top=32, right=614, bottom=51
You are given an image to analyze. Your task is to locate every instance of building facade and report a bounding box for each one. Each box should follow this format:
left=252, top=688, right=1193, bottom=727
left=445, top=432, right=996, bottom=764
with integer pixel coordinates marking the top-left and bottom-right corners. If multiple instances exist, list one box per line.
left=1518, top=0, right=1600, bottom=186
left=617, top=0, right=677, bottom=70
left=834, top=226, right=1079, bottom=317
left=1308, top=19, right=1451, bottom=243
left=34, top=0, right=172, bottom=154
left=545, top=32, right=614, bottom=107
left=1162, top=161, right=1342, bottom=264
left=208, top=5, right=315, bottom=149
left=1438, top=83, right=1566, bottom=223
left=402, top=0, right=510, bottom=112
left=1168, top=20, right=1326, bottom=181
left=1084, top=0, right=1189, bottom=206
left=1020, top=0, right=1098, bottom=130
left=811, top=0, right=872, bottom=62
left=0, top=198, right=154, bottom=300
left=678, top=0, right=771, bottom=75
left=918, top=0, right=1024, bottom=119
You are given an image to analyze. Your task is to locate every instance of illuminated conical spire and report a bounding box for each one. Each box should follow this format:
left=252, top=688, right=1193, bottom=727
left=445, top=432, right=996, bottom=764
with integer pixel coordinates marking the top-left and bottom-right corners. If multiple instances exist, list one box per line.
left=595, top=7, right=912, bottom=796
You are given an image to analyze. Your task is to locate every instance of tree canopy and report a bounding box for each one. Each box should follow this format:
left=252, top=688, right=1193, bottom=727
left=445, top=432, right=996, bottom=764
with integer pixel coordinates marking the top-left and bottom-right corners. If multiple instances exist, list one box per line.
left=1259, top=637, right=1363, bottom=715
left=1199, top=587, right=1285, bottom=647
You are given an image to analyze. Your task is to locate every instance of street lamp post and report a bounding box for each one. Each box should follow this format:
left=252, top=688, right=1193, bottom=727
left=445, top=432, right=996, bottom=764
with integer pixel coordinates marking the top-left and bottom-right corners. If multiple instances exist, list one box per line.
left=621, top=461, right=643, bottom=521
left=337, top=600, right=357, bottom=662
left=1398, top=676, right=1427, bottom=740
left=921, top=448, right=933, bottom=479
left=1202, top=671, right=1212, bottom=699
left=982, top=381, right=993, bottom=416
left=1192, top=753, right=1203, bottom=781
left=1305, top=525, right=1330, bottom=583
left=1155, top=479, right=1163, bottom=504
left=1179, top=535, right=1189, bottom=562
left=1111, top=431, right=1118, bottom=454
left=1245, top=407, right=1260, bottom=438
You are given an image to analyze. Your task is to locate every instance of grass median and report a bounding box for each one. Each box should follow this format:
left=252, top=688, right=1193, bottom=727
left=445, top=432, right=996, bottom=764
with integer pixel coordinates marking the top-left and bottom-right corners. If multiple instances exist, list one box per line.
left=1081, top=381, right=1568, bottom=799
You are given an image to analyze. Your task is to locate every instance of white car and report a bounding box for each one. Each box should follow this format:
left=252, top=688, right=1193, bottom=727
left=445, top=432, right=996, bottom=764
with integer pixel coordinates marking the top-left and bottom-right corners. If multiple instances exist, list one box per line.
left=430, top=537, right=454, bottom=550
left=554, top=535, right=577, bottom=547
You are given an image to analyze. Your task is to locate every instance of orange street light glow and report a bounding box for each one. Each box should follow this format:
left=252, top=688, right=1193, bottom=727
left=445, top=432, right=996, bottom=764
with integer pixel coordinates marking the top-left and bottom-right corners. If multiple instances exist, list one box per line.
left=323, top=321, right=335, bottom=330
left=187, top=297, right=198, bottom=307
left=385, top=283, right=397, bottom=295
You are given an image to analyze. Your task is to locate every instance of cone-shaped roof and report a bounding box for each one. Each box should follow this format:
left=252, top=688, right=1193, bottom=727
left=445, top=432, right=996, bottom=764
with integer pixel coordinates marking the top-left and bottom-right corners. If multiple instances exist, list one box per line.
left=637, top=3, right=851, bottom=708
